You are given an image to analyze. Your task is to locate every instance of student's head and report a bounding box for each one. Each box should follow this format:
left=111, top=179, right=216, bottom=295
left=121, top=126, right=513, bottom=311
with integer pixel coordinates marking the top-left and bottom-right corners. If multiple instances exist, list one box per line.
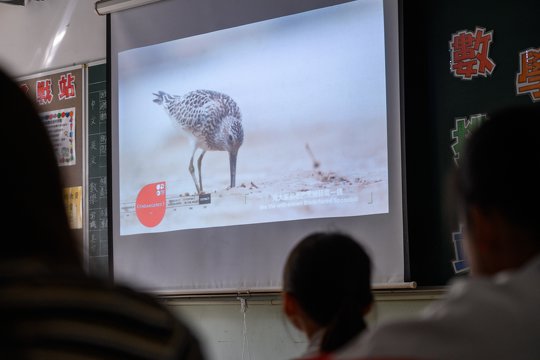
left=454, top=104, right=540, bottom=275
left=0, top=67, right=81, bottom=266
left=282, top=231, right=373, bottom=354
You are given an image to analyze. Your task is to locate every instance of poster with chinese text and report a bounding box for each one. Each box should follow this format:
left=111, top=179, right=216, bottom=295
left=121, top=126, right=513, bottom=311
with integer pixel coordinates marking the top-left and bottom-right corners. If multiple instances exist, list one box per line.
left=39, top=107, right=76, bottom=166
left=63, top=186, right=83, bottom=229
left=16, top=65, right=83, bottom=172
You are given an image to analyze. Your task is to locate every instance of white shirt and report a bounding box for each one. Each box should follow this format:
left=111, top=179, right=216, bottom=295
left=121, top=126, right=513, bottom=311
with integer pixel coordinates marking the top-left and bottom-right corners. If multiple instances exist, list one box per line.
left=296, top=329, right=324, bottom=359
left=334, top=254, right=540, bottom=360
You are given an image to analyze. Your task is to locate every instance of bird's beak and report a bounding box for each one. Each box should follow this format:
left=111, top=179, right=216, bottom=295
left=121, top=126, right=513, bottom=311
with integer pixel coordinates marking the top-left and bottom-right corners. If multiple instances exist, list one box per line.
left=229, top=151, right=238, bottom=188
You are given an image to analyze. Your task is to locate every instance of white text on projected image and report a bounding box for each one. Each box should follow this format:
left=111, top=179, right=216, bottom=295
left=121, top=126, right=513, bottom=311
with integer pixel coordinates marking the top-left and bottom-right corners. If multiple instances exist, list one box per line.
left=118, top=0, right=389, bottom=235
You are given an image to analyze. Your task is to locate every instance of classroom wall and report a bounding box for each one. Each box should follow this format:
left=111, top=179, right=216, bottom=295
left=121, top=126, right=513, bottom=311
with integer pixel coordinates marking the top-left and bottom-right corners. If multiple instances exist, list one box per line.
left=0, top=2, right=438, bottom=359
left=0, top=0, right=105, bottom=77
left=167, top=292, right=438, bottom=360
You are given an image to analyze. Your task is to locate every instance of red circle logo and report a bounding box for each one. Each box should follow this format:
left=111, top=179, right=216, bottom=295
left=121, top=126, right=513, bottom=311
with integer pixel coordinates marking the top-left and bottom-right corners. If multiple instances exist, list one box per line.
left=135, top=181, right=166, bottom=227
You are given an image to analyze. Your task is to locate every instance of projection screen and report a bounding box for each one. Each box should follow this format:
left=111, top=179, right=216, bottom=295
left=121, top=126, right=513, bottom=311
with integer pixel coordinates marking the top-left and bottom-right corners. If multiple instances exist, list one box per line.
left=110, top=0, right=407, bottom=294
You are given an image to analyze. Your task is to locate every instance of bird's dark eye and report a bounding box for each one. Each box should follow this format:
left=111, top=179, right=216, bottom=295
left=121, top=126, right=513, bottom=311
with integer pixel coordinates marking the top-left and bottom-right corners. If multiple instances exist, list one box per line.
left=228, top=135, right=233, bottom=142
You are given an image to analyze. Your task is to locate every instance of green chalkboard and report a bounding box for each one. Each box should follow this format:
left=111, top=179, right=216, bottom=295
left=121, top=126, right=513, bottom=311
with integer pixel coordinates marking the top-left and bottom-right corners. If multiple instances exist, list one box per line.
left=402, top=0, right=540, bottom=286
left=87, top=62, right=109, bottom=278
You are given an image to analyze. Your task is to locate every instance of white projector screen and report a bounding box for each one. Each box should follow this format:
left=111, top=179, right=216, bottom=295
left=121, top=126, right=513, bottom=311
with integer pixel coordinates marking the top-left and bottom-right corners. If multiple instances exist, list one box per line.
left=110, top=0, right=406, bottom=294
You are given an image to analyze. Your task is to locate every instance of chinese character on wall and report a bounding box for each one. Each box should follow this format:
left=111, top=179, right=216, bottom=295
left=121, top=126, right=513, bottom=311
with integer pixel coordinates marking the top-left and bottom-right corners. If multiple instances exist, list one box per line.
left=58, top=72, right=77, bottom=100
left=36, top=79, right=53, bottom=105
left=451, top=224, right=469, bottom=274
left=451, top=114, right=487, bottom=166
left=516, top=47, right=540, bottom=102
left=449, top=27, right=495, bottom=80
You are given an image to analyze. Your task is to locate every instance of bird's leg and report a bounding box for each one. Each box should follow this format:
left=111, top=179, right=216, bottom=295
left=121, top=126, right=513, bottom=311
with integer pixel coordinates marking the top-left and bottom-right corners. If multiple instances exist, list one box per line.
left=197, top=150, right=206, bottom=194
left=189, top=147, right=201, bottom=194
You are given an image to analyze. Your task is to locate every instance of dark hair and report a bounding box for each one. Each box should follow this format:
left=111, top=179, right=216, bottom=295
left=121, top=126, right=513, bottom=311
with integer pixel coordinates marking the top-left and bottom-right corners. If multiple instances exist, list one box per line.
left=0, top=68, right=81, bottom=265
left=283, top=231, right=373, bottom=353
left=455, top=103, right=540, bottom=240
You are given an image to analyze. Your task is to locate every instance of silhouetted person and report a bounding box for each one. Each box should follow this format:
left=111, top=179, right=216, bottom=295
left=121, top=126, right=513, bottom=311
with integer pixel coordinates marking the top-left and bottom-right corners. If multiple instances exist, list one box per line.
left=282, top=232, right=373, bottom=359
left=0, top=67, right=205, bottom=360
left=330, top=104, right=540, bottom=360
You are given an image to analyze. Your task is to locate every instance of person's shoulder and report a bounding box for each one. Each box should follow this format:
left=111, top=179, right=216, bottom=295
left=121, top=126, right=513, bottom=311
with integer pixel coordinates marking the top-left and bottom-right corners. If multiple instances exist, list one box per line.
left=332, top=266, right=540, bottom=360
left=439, top=258, right=540, bottom=317
left=328, top=280, right=482, bottom=359
left=86, top=278, right=204, bottom=342
left=0, top=264, right=206, bottom=359
left=325, top=311, right=479, bottom=360
left=90, top=280, right=207, bottom=359
left=85, top=276, right=171, bottom=310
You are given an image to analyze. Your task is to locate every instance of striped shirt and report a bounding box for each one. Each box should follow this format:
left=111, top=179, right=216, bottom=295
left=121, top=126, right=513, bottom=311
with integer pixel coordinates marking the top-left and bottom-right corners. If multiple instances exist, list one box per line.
left=0, top=258, right=205, bottom=360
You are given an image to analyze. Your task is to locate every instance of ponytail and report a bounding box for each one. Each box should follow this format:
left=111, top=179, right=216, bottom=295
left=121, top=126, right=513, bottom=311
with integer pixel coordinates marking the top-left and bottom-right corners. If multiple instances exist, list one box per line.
left=320, top=295, right=371, bottom=353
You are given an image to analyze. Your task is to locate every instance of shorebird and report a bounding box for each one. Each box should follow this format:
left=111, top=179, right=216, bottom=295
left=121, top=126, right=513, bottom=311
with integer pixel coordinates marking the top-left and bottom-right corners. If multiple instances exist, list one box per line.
left=153, top=89, right=244, bottom=194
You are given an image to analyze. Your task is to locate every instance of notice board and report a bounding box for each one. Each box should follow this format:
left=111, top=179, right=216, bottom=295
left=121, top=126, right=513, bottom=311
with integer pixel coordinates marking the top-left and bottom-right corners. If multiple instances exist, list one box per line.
left=17, top=65, right=85, bottom=250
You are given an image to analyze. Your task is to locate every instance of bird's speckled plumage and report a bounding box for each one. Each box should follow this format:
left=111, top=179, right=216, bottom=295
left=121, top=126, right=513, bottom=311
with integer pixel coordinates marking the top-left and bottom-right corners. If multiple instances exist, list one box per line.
left=153, top=89, right=244, bottom=193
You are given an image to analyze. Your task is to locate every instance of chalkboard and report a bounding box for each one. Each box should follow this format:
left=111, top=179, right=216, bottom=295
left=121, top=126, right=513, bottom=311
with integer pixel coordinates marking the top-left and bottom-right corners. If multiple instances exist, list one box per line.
left=402, top=0, right=540, bottom=286
left=87, top=61, right=109, bottom=278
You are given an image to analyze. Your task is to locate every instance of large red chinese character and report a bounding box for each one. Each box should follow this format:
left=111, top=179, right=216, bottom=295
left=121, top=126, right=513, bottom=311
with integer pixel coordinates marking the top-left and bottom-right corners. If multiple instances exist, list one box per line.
left=450, top=27, right=495, bottom=80
left=36, top=79, right=53, bottom=105
left=58, top=72, right=76, bottom=100
left=516, top=48, right=540, bottom=102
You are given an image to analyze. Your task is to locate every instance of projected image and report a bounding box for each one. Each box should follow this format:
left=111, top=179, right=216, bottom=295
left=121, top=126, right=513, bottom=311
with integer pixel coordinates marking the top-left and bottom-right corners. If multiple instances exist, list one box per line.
left=118, top=0, right=389, bottom=235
